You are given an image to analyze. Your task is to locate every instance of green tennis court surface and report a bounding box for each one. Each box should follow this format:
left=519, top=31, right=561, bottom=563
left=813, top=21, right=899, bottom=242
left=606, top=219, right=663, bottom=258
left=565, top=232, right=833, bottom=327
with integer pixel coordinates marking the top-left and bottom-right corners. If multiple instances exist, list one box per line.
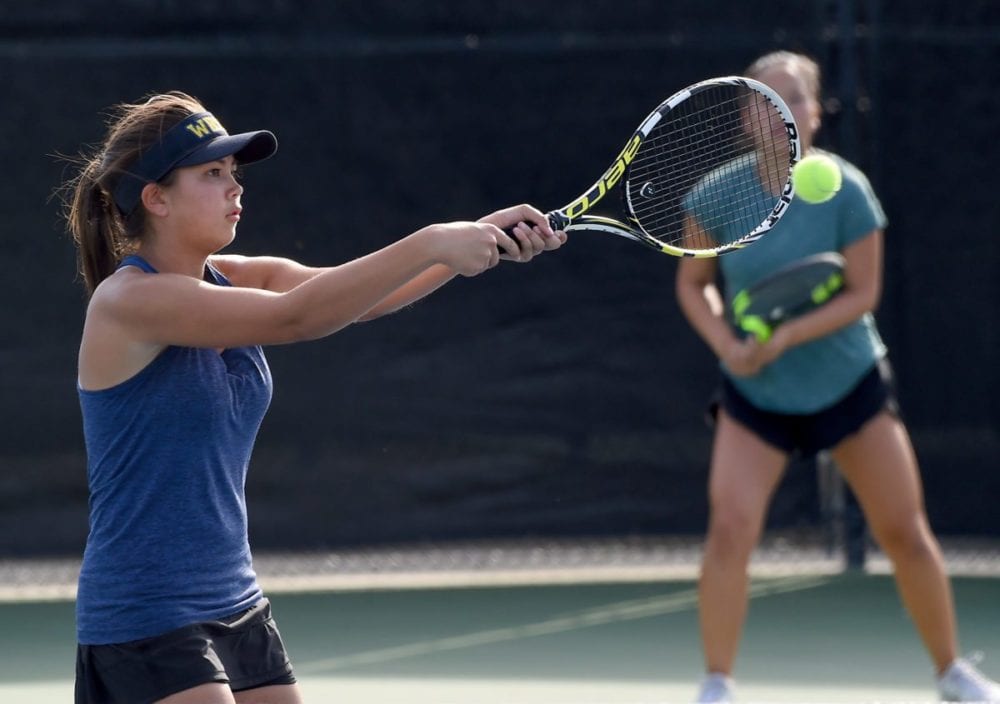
left=2, top=572, right=998, bottom=702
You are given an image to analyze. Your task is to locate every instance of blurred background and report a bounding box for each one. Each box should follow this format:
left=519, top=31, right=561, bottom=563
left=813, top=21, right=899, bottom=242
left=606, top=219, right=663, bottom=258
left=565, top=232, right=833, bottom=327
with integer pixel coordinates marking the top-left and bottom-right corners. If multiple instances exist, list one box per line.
left=1, top=0, right=997, bottom=561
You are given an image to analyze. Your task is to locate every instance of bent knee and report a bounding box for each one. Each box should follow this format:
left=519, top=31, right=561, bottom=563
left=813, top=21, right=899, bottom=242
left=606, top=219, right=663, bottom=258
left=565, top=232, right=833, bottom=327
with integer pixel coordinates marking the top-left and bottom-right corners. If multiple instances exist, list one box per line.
left=706, top=510, right=764, bottom=557
left=872, top=517, right=938, bottom=560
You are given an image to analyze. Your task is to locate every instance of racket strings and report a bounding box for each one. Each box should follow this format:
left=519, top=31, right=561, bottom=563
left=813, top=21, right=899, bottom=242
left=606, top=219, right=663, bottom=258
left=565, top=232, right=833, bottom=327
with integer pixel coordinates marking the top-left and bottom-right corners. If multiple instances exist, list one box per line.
left=627, top=85, right=791, bottom=251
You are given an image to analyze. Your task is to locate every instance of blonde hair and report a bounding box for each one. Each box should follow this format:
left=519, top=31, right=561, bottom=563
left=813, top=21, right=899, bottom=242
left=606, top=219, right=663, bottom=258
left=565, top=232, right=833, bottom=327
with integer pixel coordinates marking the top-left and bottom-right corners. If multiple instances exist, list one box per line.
left=745, top=50, right=822, bottom=100
left=60, top=91, right=206, bottom=295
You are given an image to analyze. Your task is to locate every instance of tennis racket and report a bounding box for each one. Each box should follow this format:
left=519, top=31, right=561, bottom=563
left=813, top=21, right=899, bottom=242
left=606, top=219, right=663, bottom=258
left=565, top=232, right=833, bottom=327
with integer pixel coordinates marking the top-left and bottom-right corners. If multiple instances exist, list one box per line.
left=508, top=76, right=800, bottom=258
left=731, top=252, right=846, bottom=342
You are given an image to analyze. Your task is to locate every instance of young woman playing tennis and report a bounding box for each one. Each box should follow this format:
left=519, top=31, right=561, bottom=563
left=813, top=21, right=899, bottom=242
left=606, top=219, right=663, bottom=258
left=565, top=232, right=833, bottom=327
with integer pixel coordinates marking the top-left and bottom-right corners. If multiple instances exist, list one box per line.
left=676, top=51, right=1000, bottom=703
left=63, top=91, right=565, bottom=704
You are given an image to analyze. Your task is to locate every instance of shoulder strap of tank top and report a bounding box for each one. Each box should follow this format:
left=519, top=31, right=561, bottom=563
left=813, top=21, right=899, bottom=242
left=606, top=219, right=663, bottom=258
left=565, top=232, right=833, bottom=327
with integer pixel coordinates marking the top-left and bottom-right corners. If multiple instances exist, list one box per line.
left=117, top=254, right=158, bottom=273
left=116, top=255, right=232, bottom=287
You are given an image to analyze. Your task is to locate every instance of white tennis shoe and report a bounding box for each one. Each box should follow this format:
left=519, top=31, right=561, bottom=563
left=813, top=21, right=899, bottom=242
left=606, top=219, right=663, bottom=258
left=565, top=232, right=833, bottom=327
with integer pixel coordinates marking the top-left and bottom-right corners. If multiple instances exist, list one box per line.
left=695, top=672, right=735, bottom=703
left=938, top=656, right=1000, bottom=702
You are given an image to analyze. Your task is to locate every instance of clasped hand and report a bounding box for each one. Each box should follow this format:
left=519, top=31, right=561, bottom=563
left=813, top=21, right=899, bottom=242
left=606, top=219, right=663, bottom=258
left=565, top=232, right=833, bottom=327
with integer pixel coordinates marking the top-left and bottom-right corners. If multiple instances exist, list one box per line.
left=721, top=326, right=792, bottom=377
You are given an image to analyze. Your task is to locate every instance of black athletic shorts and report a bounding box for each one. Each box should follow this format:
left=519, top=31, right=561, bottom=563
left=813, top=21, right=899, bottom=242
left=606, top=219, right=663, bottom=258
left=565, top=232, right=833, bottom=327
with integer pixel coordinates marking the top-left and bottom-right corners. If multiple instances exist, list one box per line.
left=75, top=598, right=295, bottom=704
left=709, top=358, right=899, bottom=458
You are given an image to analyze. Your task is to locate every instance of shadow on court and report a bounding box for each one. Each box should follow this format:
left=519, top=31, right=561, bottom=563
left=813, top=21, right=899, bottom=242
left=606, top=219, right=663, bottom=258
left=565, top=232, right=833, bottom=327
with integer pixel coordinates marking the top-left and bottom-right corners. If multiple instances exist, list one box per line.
left=1, top=573, right=998, bottom=702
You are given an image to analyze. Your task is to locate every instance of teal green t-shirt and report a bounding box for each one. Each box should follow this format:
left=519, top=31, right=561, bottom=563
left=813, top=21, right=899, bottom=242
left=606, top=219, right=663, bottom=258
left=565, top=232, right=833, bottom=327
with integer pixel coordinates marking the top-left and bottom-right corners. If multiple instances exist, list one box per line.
left=685, top=151, right=889, bottom=413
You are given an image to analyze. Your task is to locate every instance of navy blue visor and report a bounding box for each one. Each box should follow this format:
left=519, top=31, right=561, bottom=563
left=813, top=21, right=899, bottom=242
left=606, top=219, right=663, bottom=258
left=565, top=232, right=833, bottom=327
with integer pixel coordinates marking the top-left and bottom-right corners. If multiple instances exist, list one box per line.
left=113, top=111, right=277, bottom=216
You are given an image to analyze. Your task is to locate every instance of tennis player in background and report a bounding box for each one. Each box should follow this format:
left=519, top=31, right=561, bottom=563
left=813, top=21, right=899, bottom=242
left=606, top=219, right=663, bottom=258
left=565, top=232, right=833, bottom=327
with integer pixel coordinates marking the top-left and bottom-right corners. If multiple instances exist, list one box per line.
left=61, top=91, right=565, bottom=704
left=675, top=51, right=1000, bottom=703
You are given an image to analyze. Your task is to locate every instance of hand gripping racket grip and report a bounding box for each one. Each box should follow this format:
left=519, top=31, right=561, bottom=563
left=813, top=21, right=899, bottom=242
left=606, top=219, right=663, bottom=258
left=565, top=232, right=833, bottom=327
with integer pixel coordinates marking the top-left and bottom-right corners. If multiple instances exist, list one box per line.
left=500, top=212, right=569, bottom=255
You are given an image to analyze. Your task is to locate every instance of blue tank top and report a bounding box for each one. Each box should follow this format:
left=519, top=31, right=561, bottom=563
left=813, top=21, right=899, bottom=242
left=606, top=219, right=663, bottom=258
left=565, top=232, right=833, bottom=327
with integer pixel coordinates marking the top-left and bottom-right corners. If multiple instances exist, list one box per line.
left=76, top=255, right=272, bottom=644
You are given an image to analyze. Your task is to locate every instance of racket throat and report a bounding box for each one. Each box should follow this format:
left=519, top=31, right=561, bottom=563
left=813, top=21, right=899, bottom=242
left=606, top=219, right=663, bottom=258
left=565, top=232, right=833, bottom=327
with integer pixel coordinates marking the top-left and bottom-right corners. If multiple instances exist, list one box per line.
left=548, top=211, right=571, bottom=231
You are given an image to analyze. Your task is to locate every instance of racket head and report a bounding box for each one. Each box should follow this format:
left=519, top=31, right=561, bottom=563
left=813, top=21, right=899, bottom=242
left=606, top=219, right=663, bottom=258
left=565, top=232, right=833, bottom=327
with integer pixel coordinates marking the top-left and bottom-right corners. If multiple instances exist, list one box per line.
left=555, top=76, right=800, bottom=258
left=731, top=252, right=846, bottom=340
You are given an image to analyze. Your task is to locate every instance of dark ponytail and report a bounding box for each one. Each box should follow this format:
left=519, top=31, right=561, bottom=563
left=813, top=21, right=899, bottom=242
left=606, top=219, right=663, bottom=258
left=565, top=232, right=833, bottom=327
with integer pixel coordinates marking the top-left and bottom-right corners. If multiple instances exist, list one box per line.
left=63, top=157, right=127, bottom=294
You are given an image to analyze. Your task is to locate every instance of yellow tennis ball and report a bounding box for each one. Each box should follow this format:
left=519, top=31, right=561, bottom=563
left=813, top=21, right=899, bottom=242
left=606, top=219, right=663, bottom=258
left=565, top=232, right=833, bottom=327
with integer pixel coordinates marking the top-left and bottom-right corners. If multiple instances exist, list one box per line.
left=792, top=154, right=842, bottom=204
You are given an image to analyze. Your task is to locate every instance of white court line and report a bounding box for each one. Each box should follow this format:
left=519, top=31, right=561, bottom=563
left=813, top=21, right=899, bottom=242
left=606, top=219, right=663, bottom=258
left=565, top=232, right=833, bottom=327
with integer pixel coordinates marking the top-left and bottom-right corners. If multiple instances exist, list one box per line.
left=295, top=574, right=831, bottom=674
